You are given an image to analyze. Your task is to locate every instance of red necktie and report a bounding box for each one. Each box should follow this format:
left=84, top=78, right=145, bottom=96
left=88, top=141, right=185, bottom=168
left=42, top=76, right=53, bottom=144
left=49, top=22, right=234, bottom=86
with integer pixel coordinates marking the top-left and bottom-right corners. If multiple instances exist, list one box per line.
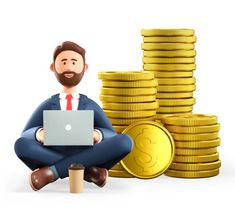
left=66, top=94, right=73, bottom=110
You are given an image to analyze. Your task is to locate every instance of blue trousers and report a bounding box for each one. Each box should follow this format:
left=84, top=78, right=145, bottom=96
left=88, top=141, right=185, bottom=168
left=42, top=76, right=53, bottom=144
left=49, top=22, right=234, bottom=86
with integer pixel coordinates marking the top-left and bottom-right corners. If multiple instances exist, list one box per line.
left=14, top=134, right=133, bottom=178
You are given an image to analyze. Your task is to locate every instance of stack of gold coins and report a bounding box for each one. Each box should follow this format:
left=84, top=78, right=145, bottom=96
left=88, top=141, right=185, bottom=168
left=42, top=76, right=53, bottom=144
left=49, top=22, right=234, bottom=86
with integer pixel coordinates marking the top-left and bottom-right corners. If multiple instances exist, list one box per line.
left=161, top=114, right=221, bottom=178
left=98, top=71, right=159, bottom=177
left=141, top=29, right=197, bottom=120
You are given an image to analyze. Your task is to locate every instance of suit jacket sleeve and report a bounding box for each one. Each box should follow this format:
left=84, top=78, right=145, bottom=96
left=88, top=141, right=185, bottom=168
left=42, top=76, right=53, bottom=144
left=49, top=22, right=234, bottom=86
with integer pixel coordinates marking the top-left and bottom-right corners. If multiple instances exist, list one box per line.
left=21, top=99, right=51, bottom=139
left=86, top=97, right=116, bottom=140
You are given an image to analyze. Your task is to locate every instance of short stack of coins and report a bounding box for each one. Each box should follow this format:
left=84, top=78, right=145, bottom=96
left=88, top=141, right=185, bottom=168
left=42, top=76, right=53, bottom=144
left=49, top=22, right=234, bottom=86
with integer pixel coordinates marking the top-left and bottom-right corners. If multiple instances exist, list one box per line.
left=161, top=114, right=221, bottom=178
left=98, top=71, right=159, bottom=178
left=141, top=29, right=197, bottom=120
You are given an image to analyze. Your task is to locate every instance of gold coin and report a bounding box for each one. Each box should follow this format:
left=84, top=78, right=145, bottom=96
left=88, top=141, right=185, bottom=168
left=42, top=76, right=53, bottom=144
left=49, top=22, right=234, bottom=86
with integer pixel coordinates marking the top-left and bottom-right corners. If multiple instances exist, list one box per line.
left=120, top=121, right=175, bottom=179
left=98, top=71, right=154, bottom=81
left=175, top=147, right=218, bottom=156
left=108, top=170, right=134, bottom=178
left=151, top=71, right=193, bottom=78
left=102, top=101, right=159, bottom=111
left=157, top=85, right=196, bottom=92
left=110, top=162, right=125, bottom=171
left=155, top=113, right=192, bottom=120
left=156, top=92, right=193, bottom=99
left=113, top=125, right=128, bottom=133
left=99, top=95, right=156, bottom=103
left=156, top=106, right=193, bottom=113
left=173, top=153, right=219, bottom=163
left=100, top=87, right=157, bottom=96
left=165, top=124, right=220, bottom=133
left=141, top=29, right=195, bottom=37
left=171, top=132, right=219, bottom=141
left=144, top=50, right=196, bottom=57
left=101, top=79, right=158, bottom=88
left=175, top=138, right=220, bottom=149
left=109, top=116, right=156, bottom=125
left=144, top=64, right=196, bottom=71
left=142, top=43, right=194, bottom=51
left=157, top=77, right=196, bottom=85
left=104, top=110, right=157, bottom=118
left=143, top=36, right=196, bottom=43
left=158, top=98, right=196, bottom=106
left=169, top=160, right=221, bottom=171
left=143, top=57, right=195, bottom=64
left=161, top=114, right=218, bottom=126
left=164, top=168, right=219, bottom=178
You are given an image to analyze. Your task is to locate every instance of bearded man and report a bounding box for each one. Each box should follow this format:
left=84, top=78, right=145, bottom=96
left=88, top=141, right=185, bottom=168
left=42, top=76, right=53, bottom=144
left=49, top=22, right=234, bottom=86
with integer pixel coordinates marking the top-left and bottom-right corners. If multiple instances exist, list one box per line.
left=14, top=41, right=133, bottom=191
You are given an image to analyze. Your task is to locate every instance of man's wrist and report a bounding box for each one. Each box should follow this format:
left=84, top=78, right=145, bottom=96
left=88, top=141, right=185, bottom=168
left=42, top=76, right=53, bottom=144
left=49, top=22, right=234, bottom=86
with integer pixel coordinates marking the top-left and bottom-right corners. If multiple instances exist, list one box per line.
left=94, top=129, right=103, bottom=143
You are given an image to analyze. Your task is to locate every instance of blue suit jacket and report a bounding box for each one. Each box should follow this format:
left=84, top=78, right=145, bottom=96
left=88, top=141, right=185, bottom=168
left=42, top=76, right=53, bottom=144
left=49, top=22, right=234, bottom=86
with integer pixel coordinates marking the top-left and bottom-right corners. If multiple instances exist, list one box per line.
left=21, top=93, right=116, bottom=140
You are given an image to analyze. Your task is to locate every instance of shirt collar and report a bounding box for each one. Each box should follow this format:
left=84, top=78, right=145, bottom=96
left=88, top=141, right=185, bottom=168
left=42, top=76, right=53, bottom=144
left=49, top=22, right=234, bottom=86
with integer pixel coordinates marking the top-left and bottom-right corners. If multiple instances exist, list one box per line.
left=59, top=93, right=80, bottom=99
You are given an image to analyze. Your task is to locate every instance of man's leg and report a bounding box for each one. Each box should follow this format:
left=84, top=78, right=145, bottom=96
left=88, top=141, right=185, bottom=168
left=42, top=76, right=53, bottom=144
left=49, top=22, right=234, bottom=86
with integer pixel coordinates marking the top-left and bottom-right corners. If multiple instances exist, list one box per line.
left=14, top=136, right=66, bottom=170
left=54, top=134, right=133, bottom=178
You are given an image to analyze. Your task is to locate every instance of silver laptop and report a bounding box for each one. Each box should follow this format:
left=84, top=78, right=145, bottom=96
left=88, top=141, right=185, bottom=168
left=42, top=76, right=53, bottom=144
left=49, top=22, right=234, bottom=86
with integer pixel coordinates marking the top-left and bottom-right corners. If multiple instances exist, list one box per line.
left=43, top=110, right=94, bottom=146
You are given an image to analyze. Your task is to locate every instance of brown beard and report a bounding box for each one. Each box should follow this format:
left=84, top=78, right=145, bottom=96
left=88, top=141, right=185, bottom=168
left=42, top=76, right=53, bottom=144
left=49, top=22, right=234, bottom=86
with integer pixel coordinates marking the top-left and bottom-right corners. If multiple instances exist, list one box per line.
left=54, top=69, right=85, bottom=87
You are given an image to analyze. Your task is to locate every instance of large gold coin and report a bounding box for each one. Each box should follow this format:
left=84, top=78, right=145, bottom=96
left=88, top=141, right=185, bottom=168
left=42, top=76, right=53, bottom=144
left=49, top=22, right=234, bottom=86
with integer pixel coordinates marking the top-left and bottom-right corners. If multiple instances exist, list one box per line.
left=144, top=64, right=196, bottom=71
left=158, top=98, right=196, bottom=106
left=174, top=138, right=221, bottom=149
left=109, top=116, right=156, bottom=125
left=164, top=168, right=219, bottom=178
left=110, top=162, right=125, bottom=171
left=175, top=147, right=218, bottom=156
left=165, top=124, right=220, bottom=133
left=156, top=92, right=193, bottom=99
left=151, top=71, right=193, bottom=78
left=102, top=101, right=159, bottom=111
left=171, top=132, right=219, bottom=141
left=104, top=110, right=156, bottom=118
left=98, top=71, right=154, bottom=81
left=100, top=87, right=157, bottom=96
left=113, top=125, right=128, bottom=133
left=173, top=153, right=219, bottom=163
left=143, top=36, right=196, bottom=43
left=143, top=57, right=195, bottom=64
left=157, top=77, right=196, bottom=85
left=120, top=121, right=175, bottom=179
left=157, top=85, right=196, bottom=92
left=141, top=29, right=195, bottom=37
left=144, top=50, right=196, bottom=57
left=169, top=160, right=221, bottom=171
left=101, top=79, right=158, bottom=88
left=142, top=43, right=194, bottom=51
left=108, top=170, right=134, bottom=178
left=100, top=94, right=156, bottom=103
left=161, top=114, right=218, bottom=126
left=156, top=106, right=193, bottom=113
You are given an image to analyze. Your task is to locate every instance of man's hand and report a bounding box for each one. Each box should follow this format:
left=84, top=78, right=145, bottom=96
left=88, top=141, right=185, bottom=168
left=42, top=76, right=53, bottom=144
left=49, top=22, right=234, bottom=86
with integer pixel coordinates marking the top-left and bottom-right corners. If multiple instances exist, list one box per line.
left=93, top=130, right=101, bottom=144
left=36, top=128, right=44, bottom=144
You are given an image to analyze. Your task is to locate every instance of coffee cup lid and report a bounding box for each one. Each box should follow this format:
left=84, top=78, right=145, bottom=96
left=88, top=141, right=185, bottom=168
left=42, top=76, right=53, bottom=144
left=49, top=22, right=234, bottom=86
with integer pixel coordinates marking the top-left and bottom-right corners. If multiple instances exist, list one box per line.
left=69, top=163, right=84, bottom=170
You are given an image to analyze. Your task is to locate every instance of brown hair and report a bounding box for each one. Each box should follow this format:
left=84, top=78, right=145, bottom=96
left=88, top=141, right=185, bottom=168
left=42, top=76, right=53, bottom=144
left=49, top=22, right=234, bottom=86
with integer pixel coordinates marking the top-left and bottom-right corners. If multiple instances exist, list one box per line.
left=53, top=41, right=86, bottom=63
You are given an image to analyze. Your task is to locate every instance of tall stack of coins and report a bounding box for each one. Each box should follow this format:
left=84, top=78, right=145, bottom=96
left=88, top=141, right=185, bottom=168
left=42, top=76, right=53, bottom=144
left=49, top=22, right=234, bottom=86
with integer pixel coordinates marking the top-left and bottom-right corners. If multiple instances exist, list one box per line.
left=141, top=29, right=197, bottom=120
left=161, top=114, right=221, bottom=178
left=98, top=71, right=159, bottom=178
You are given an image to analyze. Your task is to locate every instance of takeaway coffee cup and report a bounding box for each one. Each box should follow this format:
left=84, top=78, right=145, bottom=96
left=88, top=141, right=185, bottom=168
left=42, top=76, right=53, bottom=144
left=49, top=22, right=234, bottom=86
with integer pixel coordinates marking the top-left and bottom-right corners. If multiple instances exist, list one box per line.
left=69, top=163, right=84, bottom=193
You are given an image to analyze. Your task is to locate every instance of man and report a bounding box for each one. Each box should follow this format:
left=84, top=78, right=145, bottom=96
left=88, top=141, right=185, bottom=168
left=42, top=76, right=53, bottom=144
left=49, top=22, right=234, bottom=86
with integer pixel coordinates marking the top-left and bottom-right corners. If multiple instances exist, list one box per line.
left=14, top=41, right=133, bottom=191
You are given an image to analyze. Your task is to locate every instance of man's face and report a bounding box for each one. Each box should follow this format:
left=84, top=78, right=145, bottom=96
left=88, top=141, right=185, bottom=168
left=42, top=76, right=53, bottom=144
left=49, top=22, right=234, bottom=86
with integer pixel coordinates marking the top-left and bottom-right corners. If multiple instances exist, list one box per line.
left=52, top=50, right=86, bottom=87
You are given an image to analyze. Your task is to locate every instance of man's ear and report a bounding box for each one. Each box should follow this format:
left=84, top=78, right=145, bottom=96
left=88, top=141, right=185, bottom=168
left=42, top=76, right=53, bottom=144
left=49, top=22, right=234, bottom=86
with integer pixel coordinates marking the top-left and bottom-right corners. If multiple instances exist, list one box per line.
left=84, top=63, right=88, bottom=72
left=50, top=63, right=55, bottom=72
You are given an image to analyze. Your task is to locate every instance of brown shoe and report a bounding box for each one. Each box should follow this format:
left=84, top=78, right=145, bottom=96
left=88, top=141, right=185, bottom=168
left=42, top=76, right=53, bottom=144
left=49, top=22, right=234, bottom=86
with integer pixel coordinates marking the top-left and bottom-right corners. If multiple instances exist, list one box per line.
left=29, top=166, right=57, bottom=191
left=84, top=167, right=108, bottom=187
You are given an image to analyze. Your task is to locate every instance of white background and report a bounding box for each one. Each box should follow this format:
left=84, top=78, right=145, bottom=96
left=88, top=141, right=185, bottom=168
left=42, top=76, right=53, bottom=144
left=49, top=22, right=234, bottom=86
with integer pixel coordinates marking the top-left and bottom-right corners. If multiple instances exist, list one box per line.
left=0, top=0, right=234, bottom=206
